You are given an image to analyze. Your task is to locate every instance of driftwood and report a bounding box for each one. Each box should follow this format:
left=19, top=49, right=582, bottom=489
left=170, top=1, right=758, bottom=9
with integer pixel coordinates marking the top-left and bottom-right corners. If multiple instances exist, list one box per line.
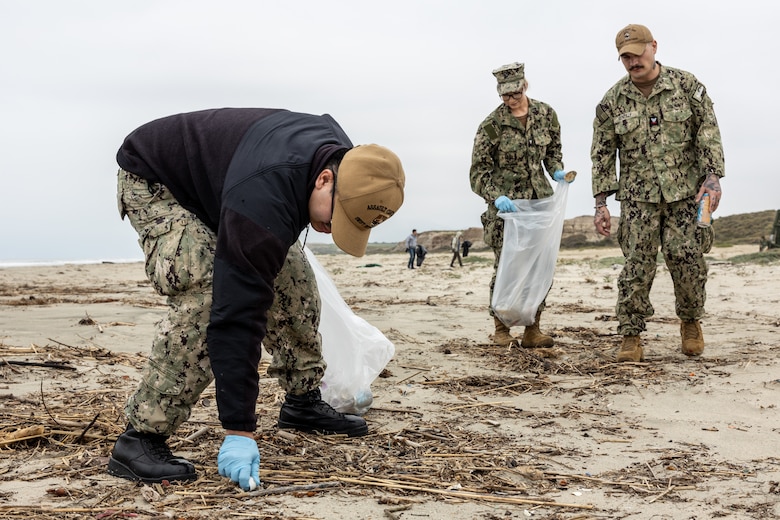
left=1, top=358, right=75, bottom=371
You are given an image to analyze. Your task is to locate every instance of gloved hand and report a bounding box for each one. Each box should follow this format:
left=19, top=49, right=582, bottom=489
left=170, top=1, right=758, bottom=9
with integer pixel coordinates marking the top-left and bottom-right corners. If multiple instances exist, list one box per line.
left=553, top=170, right=575, bottom=183
left=494, top=195, right=515, bottom=213
left=218, top=435, right=260, bottom=491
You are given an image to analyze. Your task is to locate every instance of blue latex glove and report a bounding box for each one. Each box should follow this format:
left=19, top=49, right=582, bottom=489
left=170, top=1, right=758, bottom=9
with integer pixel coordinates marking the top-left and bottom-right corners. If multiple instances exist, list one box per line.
left=494, top=195, right=515, bottom=213
left=218, top=435, right=260, bottom=491
left=553, top=170, right=575, bottom=183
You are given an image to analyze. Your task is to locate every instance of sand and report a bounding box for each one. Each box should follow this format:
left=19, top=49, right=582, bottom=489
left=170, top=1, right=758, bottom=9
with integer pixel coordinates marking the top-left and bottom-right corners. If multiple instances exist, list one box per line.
left=0, top=244, right=779, bottom=519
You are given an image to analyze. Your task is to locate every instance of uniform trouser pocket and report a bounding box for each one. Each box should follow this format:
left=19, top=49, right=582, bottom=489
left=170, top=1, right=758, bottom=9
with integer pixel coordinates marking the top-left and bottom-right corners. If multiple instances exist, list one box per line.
left=697, top=225, right=714, bottom=254
left=117, top=169, right=215, bottom=296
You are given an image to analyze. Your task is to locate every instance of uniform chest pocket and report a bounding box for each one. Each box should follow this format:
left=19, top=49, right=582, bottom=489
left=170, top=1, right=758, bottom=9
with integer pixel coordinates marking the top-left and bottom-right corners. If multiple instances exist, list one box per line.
left=530, top=131, right=551, bottom=148
left=613, top=113, right=642, bottom=149
left=661, top=107, right=693, bottom=144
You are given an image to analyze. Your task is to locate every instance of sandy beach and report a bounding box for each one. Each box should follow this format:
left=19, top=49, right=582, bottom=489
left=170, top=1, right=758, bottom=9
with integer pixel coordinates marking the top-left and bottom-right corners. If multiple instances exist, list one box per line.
left=1, top=244, right=779, bottom=519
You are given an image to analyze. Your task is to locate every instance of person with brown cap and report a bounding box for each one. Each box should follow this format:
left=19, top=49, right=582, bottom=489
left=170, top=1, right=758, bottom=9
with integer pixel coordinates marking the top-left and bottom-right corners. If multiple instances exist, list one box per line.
left=470, top=63, right=574, bottom=348
left=591, top=25, right=725, bottom=362
left=107, top=108, right=404, bottom=491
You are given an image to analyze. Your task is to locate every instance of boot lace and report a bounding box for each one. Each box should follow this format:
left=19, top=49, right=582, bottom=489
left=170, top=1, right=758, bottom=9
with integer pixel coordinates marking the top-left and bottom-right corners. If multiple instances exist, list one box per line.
left=142, top=436, right=176, bottom=462
left=312, top=399, right=347, bottom=419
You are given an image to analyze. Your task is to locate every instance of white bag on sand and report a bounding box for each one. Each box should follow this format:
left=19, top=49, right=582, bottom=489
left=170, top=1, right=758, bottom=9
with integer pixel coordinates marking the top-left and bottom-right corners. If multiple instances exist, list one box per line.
left=491, top=181, right=570, bottom=327
left=304, top=247, right=395, bottom=415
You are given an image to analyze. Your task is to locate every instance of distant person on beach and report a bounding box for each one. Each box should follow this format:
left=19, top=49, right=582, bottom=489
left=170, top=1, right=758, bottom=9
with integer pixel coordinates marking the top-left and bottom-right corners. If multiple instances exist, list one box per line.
left=591, top=24, right=724, bottom=362
left=462, top=240, right=472, bottom=257
left=415, top=243, right=428, bottom=267
left=404, top=229, right=418, bottom=269
left=108, top=108, right=404, bottom=491
left=470, top=62, right=574, bottom=348
left=450, top=231, right=463, bottom=267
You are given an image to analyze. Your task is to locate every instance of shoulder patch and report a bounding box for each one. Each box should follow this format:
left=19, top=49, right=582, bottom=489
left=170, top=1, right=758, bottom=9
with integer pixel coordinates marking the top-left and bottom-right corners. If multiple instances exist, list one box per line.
left=596, top=103, right=611, bottom=124
left=691, top=82, right=705, bottom=103
left=482, top=120, right=499, bottom=141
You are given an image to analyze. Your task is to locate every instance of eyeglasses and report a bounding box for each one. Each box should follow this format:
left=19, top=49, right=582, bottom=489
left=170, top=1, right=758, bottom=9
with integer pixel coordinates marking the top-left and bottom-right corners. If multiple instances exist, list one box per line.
left=500, top=91, right=524, bottom=101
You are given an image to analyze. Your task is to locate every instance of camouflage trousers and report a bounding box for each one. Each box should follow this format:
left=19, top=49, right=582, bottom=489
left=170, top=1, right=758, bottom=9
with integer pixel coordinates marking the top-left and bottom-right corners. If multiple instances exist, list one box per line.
left=117, top=169, right=324, bottom=436
left=615, top=197, right=714, bottom=336
left=481, top=212, right=547, bottom=319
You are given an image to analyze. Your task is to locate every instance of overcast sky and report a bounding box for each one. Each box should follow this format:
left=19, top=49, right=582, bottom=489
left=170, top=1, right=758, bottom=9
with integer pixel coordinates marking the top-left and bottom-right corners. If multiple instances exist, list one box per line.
left=1, top=0, right=777, bottom=263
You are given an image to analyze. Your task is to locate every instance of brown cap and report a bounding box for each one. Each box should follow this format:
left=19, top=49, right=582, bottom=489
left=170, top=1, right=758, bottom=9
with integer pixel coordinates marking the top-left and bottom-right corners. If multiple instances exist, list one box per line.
left=492, top=62, right=526, bottom=95
left=331, top=144, right=405, bottom=257
left=615, top=24, right=654, bottom=56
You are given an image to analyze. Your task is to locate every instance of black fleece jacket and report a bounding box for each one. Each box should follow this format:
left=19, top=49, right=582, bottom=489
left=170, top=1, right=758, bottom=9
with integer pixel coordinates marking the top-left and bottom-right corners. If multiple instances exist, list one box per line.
left=117, top=108, right=352, bottom=431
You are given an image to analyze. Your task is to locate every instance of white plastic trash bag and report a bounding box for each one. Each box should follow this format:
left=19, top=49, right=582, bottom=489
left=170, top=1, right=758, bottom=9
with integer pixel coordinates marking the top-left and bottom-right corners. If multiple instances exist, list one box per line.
left=491, top=180, right=570, bottom=327
left=304, top=247, right=395, bottom=415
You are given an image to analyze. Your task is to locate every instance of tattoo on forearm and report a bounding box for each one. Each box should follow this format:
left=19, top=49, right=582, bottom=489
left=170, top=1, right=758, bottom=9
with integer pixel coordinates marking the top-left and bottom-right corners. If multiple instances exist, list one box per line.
left=703, top=173, right=721, bottom=192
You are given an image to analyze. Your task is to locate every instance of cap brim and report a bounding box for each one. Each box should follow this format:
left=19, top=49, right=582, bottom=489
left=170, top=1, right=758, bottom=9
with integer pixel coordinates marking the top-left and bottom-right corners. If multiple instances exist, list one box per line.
left=331, top=194, right=370, bottom=257
left=617, top=42, right=647, bottom=56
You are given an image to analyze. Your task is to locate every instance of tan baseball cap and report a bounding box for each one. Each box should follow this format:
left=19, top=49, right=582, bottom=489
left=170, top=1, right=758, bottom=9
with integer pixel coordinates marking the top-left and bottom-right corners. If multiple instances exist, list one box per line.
left=616, top=24, right=654, bottom=56
left=331, top=144, right=405, bottom=257
left=492, top=62, right=526, bottom=95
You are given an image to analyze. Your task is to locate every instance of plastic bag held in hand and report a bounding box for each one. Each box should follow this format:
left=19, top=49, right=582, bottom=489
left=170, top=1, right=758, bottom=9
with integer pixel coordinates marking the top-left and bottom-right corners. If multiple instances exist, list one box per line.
left=491, top=181, right=571, bottom=327
left=218, top=435, right=260, bottom=491
left=304, top=247, right=395, bottom=416
left=494, top=195, right=515, bottom=213
left=553, top=170, right=577, bottom=183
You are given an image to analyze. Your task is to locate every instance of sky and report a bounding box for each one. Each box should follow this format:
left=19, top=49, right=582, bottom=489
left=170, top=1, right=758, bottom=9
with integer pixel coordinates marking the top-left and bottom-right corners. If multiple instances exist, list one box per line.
left=1, top=0, right=778, bottom=263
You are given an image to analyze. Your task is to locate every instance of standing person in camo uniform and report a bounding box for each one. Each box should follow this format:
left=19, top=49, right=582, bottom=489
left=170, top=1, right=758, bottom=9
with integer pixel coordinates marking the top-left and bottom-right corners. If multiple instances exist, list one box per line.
left=470, top=62, right=574, bottom=348
left=591, top=24, right=725, bottom=362
left=107, top=108, right=405, bottom=491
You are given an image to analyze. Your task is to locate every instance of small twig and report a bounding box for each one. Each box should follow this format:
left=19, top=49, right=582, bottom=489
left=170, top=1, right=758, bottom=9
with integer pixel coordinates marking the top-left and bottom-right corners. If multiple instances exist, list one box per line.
left=397, top=364, right=431, bottom=371
left=246, top=481, right=341, bottom=497
left=275, top=430, right=299, bottom=442
left=384, top=504, right=412, bottom=520
left=39, top=381, right=62, bottom=427
left=0, top=358, right=23, bottom=374
left=369, top=407, right=424, bottom=416
left=472, top=381, right=529, bottom=396
left=648, top=481, right=677, bottom=503
left=645, top=461, right=658, bottom=480
left=47, top=338, right=77, bottom=348
left=1, top=359, right=76, bottom=371
left=183, top=426, right=211, bottom=443
left=445, top=401, right=512, bottom=412
left=337, top=476, right=594, bottom=509
left=74, top=413, right=100, bottom=444
left=396, top=371, right=426, bottom=384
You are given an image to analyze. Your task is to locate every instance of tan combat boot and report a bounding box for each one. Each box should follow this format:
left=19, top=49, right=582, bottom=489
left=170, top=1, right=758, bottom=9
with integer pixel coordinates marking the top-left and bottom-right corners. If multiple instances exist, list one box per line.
left=617, top=335, right=643, bottom=362
left=521, top=310, right=554, bottom=348
left=491, top=316, right=516, bottom=346
left=681, top=320, right=704, bottom=356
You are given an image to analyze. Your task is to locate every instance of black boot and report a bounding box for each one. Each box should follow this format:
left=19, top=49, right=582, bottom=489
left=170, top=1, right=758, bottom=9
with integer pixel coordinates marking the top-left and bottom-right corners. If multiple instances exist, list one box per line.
left=278, top=389, right=368, bottom=437
left=107, top=425, right=197, bottom=483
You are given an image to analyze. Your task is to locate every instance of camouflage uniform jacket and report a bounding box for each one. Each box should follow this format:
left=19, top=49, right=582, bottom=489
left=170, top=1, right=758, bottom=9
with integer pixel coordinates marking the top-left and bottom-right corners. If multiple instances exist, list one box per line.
left=470, top=99, right=564, bottom=221
left=591, top=64, right=725, bottom=202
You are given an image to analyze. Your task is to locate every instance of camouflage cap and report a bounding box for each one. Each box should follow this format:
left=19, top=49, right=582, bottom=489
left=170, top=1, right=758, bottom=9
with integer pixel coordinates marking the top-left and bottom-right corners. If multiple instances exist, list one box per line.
left=616, top=24, right=654, bottom=56
left=492, top=62, right=526, bottom=95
